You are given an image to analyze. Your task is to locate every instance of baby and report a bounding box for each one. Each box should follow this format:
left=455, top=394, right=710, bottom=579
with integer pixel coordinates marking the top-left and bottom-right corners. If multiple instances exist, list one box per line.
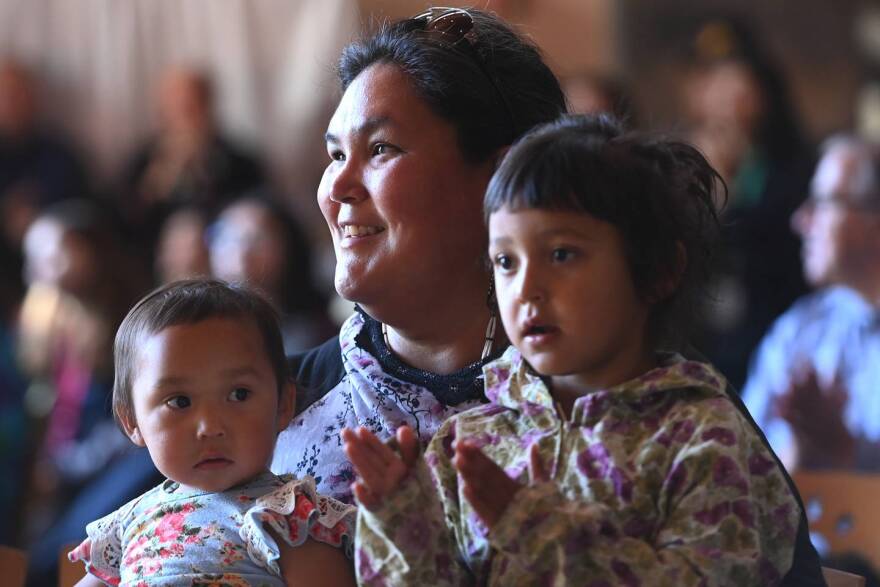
left=69, top=279, right=356, bottom=586
left=343, top=115, right=824, bottom=585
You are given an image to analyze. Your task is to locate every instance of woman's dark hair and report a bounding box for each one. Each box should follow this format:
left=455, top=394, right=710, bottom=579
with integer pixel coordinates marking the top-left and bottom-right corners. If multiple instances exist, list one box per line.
left=113, top=279, right=288, bottom=429
left=485, top=114, right=725, bottom=347
left=338, top=9, right=567, bottom=163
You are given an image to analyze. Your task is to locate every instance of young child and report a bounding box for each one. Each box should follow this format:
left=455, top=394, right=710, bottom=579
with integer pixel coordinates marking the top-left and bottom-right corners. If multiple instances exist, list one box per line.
left=69, top=279, right=356, bottom=587
left=343, top=115, right=824, bottom=585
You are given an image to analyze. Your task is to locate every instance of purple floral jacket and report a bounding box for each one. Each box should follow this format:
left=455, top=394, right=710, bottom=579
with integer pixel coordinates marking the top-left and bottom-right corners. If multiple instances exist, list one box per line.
left=356, top=348, right=802, bottom=586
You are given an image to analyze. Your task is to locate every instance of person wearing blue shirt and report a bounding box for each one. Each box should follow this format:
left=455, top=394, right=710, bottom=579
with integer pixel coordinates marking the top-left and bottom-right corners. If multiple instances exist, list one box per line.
left=743, top=134, right=880, bottom=472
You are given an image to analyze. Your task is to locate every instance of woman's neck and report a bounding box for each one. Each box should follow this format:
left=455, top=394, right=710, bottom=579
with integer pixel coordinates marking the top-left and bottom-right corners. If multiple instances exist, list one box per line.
left=363, top=286, right=499, bottom=375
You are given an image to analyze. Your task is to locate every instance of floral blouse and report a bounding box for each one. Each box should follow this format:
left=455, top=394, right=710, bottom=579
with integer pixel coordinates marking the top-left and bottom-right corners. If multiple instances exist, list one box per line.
left=356, top=348, right=802, bottom=586
left=271, top=311, right=485, bottom=503
left=69, top=472, right=355, bottom=586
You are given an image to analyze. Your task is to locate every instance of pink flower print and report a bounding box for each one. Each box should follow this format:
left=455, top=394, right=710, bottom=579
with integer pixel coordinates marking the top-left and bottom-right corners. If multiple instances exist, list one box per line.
left=292, top=493, right=317, bottom=522
left=220, top=541, right=245, bottom=566
left=154, top=511, right=186, bottom=542
left=237, top=494, right=252, bottom=504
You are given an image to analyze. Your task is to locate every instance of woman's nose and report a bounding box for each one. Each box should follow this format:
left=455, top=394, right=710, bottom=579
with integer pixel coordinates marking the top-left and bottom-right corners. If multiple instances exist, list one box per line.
left=325, top=158, right=369, bottom=205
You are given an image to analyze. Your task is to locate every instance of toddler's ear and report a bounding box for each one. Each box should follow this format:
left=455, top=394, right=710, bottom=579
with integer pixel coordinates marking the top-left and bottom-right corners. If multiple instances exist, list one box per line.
left=277, top=382, right=296, bottom=432
left=118, top=413, right=146, bottom=447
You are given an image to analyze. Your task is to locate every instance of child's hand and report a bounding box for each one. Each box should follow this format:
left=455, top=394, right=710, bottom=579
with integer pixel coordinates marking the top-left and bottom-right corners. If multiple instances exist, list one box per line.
left=342, top=426, right=419, bottom=511
left=455, top=443, right=550, bottom=531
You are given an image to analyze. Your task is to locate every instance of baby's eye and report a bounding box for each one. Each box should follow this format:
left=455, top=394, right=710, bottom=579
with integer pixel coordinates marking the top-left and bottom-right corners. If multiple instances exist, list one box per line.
left=166, top=396, right=191, bottom=409
left=493, top=254, right=515, bottom=271
left=551, top=248, right=574, bottom=263
left=229, top=387, right=251, bottom=402
left=329, top=148, right=345, bottom=162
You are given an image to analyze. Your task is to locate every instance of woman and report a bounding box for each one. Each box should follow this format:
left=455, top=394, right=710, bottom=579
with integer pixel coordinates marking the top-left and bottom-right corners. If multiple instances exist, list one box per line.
left=271, top=8, right=567, bottom=502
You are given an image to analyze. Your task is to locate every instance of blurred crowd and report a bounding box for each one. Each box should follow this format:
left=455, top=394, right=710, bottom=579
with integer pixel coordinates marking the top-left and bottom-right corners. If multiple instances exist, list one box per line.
left=2, top=10, right=880, bottom=586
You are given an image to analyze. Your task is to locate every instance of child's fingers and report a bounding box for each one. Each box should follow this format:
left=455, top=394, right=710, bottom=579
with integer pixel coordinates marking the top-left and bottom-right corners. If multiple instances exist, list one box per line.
left=397, top=426, right=419, bottom=468
left=355, top=427, right=397, bottom=466
left=343, top=433, right=394, bottom=489
left=529, top=444, right=550, bottom=483
left=352, top=480, right=380, bottom=511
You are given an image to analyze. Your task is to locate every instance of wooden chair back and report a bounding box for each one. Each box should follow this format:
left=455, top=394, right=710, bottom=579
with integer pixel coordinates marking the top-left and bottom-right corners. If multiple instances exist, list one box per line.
left=823, top=566, right=867, bottom=587
left=793, top=470, right=880, bottom=570
left=0, top=545, right=27, bottom=587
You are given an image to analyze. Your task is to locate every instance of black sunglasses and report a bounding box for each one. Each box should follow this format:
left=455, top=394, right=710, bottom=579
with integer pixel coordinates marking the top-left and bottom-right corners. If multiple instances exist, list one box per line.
left=413, top=7, right=518, bottom=139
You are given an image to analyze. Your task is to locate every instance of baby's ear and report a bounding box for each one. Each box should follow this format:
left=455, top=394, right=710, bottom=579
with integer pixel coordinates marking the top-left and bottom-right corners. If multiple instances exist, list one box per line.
left=118, top=411, right=146, bottom=447
left=276, top=381, right=296, bottom=433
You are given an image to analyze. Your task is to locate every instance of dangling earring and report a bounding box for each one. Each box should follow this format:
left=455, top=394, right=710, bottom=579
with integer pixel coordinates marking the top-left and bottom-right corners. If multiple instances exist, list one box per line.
left=481, top=280, right=498, bottom=360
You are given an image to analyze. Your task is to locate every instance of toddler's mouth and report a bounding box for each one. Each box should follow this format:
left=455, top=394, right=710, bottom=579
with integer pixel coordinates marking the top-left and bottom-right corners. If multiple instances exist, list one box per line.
left=195, top=457, right=233, bottom=469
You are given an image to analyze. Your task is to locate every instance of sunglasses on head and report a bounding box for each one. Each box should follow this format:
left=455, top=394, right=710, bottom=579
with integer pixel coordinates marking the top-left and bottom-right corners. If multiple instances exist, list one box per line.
left=412, top=7, right=518, bottom=138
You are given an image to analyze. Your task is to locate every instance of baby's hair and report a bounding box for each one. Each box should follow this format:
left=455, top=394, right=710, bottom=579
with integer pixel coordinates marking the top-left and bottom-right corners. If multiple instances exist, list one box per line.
left=484, top=114, right=725, bottom=347
left=112, top=278, right=288, bottom=430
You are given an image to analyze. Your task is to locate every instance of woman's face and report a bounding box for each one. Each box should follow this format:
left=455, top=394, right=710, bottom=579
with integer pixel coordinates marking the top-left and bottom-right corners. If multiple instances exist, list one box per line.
left=318, top=63, right=494, bottom=313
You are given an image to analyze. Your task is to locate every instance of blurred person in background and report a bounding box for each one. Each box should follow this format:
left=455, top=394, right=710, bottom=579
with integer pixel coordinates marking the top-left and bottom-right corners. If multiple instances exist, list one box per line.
left=119, top=67, right=265, bottom=264
left=0, top=59, right=88, bottom=302
left=562, top=71, right=638, bottom=128
left=744, top=135, right=880, bottom=473
left=154, top=206, right=211, bottom=284
left=15, top=199, right=159, bottom=586
left=683, top=17, right=815, bottom=389
left=209, top=195, right=335, bottom=353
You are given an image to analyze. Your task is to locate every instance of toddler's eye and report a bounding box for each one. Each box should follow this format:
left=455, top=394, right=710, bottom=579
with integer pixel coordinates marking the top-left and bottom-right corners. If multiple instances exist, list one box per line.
left=494, top=254, right=514, bottom=271
left=329, top=148, right=345, bottom=162
left=551, top=248, right=574, bottom=263
left=166, top=396, right=191, bottom=409
left=229, top=387, right=251, bottom=402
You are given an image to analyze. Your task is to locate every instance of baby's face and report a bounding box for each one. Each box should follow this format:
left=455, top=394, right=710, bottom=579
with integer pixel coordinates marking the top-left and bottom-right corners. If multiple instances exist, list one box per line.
left=124, top=317, right=293, bottom=492
left=489, top=206, right=652, bottom=390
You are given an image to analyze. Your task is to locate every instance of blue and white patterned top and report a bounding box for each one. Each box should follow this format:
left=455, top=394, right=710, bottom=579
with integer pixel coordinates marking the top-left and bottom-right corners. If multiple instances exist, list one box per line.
left=743, top=286, right=880, bottom=469
left=69, top=471, right=355, bottom=586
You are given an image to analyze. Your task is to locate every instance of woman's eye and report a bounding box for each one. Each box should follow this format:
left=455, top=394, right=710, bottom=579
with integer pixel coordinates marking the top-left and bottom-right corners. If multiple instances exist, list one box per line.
left=229, top=387, right=251, bottom=402
left=372, top=143, right=394, bottom=156
left=552, top=248, right=574, bottom=263
left=166, top=396, right=191, bottom=409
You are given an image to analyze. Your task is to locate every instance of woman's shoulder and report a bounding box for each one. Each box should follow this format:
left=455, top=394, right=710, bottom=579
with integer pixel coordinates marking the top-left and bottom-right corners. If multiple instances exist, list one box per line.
left=289, top=335, right=344, bottom=415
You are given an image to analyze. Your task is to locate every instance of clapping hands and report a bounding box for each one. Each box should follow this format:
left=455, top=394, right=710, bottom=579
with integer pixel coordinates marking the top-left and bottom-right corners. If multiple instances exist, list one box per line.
left=344, top=425, right=549, bottom=531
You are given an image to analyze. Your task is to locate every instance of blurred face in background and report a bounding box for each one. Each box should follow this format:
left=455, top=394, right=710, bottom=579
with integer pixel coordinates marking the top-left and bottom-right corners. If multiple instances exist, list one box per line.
left=23, top=217, right=97, bottom=297
left=210, top=200, right=285, bottom=297
left=792, top=143, right=880, bottom=287
left=156, top=209, right=210, bottom=284
left=0, top=62, right=37, bottom=137
left=157, top=69, right=213, bottom=137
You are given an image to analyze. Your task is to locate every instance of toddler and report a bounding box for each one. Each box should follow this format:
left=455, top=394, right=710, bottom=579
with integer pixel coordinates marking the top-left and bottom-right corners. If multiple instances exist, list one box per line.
left=69, top=279, right=356, bottom=586
left=343, top=115, right=824, bottom=585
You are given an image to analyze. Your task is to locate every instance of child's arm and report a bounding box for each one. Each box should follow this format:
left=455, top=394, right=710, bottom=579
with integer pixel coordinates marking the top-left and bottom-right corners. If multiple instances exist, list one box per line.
left=348, top=423, right=475, bottom=586
left=278, top=536, right=355, bottom=587
left=460, top=410, right=802, bottom=586
left=73, top=576, right=107, bottom=587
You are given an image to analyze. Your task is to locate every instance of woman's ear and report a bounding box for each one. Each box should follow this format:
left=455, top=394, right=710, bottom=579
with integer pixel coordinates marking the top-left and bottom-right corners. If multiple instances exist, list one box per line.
left=276, top=382, right=296, bottom=433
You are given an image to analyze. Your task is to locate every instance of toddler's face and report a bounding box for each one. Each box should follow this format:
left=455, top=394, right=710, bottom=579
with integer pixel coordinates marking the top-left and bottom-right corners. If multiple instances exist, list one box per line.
left=489, top=206, right=652, bottom=390
left=123, top=317, right=293, bottom=492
